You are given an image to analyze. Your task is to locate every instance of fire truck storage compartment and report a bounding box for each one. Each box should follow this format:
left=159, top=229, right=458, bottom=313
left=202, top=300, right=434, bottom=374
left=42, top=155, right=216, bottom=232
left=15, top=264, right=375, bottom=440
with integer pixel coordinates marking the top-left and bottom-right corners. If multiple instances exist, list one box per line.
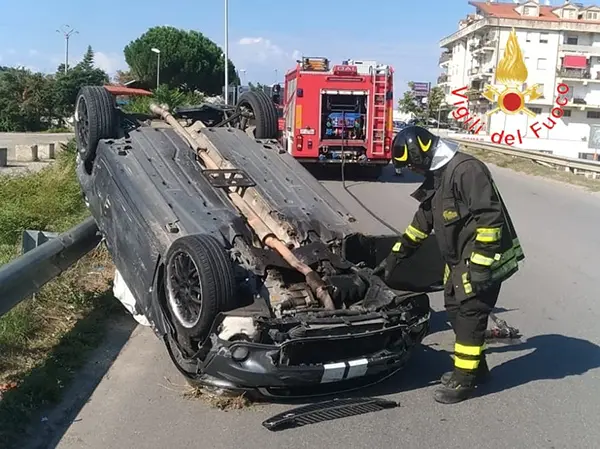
left=321, top=91, right=367, bottom=142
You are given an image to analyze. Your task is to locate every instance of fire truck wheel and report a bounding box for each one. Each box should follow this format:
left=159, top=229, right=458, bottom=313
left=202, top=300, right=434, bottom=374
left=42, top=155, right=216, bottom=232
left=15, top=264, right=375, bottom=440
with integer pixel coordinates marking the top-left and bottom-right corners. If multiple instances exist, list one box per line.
left=235, top=90, right=278, bottom=139
left=74, top=86, right=117, bottom=172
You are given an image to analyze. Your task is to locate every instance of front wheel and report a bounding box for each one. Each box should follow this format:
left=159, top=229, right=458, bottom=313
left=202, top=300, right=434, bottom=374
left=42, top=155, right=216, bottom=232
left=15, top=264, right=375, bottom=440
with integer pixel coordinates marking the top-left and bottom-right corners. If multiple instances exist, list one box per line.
left=164, top=234, right=236, bottom=341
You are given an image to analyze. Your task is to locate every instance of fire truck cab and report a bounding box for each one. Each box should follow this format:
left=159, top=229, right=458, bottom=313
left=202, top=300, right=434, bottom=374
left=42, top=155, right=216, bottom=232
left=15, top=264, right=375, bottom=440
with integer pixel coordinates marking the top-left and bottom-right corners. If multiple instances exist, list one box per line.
left=281, top=57, right=394, bottom=176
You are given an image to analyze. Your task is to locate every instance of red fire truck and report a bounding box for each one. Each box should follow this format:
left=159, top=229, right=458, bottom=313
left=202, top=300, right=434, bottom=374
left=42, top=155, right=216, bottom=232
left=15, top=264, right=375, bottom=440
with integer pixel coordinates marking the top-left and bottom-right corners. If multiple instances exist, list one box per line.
left=279, top=57, right=394, bottom=177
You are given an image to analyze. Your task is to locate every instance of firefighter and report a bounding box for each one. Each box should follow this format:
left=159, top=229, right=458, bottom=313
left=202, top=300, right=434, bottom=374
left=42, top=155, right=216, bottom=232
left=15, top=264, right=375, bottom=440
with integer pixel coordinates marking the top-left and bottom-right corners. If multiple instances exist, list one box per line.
left=374, top=125, right=525, bottom=404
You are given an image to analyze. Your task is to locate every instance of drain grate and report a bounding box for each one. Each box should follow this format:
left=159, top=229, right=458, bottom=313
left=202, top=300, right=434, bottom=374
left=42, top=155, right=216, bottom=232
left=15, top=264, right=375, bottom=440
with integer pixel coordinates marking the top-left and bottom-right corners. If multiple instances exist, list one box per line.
left=262, top=397, right=399, bottom=431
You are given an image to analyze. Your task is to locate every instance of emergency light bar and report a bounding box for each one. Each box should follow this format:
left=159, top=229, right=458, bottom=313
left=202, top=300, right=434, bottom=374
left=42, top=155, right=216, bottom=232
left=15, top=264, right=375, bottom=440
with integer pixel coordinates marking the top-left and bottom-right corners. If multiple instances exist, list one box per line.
left=301, top=57, right=329, bottom=72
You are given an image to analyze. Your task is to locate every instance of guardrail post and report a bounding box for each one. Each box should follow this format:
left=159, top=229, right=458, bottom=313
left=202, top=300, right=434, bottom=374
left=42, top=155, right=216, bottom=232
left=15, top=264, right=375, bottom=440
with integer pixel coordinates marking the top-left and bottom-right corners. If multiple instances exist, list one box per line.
left=0, top=147, right=7, bottom=167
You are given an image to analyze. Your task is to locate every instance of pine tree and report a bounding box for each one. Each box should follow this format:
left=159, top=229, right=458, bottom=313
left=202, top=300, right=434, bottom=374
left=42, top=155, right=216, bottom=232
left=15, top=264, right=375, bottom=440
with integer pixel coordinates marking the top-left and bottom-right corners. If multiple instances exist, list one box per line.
left=79, top=46, right=94, bottom=70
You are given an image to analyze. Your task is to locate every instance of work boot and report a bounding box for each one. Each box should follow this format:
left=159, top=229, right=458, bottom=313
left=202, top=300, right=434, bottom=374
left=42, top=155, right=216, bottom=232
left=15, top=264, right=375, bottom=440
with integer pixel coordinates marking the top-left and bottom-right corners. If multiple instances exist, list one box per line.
left=433, top=370, right=477, bottom=404
left=440, top=355, right=490, bottom=386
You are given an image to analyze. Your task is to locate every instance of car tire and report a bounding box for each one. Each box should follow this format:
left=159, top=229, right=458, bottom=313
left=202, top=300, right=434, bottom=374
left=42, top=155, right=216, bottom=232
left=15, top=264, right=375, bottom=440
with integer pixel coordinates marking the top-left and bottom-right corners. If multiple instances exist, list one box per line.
left=236, top=90, right=278, bottom=139
left=74, top=85, right=117, bottom=170
left=164, top=234, right=236, bottom=340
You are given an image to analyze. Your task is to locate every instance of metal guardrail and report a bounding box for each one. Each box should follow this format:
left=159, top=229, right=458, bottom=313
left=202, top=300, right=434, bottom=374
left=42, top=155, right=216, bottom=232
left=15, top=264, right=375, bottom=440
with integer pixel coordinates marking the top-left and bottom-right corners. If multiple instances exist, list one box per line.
left=450, top=137, right=600, bottom=175
left=0, top=217, right=101, bottom=319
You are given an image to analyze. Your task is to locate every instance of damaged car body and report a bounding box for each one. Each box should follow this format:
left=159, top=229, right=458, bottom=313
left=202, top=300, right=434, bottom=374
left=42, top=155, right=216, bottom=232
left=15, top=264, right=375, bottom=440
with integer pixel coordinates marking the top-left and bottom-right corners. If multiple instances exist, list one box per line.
left=74, top=85, right=446, bottom=399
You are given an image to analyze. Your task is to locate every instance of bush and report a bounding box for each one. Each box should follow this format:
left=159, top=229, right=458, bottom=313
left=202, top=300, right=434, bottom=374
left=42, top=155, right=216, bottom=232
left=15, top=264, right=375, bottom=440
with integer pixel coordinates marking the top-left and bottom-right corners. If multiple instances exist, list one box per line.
left=123, top=85, right=205, bottom=114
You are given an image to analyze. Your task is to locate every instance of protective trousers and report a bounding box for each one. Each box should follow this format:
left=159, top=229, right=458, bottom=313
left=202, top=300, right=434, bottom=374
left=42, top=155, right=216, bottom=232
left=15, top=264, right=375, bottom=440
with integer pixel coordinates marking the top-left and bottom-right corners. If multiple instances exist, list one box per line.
left=444, top=279, right=501, bottom=379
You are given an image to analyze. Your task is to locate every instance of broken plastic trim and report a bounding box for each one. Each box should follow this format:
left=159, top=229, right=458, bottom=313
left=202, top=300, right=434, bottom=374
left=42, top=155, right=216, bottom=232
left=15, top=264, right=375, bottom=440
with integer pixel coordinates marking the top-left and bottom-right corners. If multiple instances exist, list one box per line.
left=261, top=397, right=398, bottom=431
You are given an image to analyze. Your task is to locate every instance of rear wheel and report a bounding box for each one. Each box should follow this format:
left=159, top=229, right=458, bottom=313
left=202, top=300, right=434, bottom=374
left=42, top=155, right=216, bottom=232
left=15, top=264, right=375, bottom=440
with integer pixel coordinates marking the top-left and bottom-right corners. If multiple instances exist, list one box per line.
left=235, top=90, right=278, bottom=139
left=74, top=86, right=117, bottom=172
left=164, top=234, right=236, bottom=341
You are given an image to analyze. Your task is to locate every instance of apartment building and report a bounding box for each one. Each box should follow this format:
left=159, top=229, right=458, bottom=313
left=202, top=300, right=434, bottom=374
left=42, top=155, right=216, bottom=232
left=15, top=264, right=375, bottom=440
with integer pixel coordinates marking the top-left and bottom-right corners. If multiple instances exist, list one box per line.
left=438, top=0, right=600, bottom=158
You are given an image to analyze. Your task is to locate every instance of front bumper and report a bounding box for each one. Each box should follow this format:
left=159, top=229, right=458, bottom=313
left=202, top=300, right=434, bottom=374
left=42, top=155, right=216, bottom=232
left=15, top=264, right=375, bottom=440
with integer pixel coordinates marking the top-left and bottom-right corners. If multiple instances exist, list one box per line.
left=194, top=313, right=430, bottom=399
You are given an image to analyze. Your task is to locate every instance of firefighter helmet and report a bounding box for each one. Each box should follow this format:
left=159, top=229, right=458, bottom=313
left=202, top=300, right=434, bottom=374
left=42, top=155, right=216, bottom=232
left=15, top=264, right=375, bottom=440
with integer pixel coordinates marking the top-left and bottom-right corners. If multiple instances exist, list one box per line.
left=392, top=125, right=439, bottom=171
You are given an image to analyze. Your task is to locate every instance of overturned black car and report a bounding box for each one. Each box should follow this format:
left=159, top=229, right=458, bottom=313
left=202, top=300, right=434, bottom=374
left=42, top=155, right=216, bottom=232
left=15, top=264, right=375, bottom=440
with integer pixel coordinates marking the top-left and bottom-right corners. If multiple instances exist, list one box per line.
left=73, top=85, right=446, bottom=400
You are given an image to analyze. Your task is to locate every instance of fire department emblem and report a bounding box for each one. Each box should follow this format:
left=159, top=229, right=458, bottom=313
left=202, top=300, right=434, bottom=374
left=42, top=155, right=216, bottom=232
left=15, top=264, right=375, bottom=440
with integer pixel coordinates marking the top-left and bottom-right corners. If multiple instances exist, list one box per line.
left=483, top=28, right=542, bottom=118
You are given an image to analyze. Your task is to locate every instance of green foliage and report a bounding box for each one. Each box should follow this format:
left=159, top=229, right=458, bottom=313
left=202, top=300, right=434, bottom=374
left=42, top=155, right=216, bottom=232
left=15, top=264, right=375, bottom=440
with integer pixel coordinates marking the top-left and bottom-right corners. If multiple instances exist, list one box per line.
left=53, top=46, right=109, bottom=119
left=123, top=26, right=239, bottom=94
left=122, top=85, right=205, bottom=114
left=0, top=68, right=55, bottom=132
left=248, top=81, right=266, bottom=91
left=0, top=140, right=88, bottom=249
left=0, top=47, right=108, bottom=132
left=397, top=82, right=450, bottom=121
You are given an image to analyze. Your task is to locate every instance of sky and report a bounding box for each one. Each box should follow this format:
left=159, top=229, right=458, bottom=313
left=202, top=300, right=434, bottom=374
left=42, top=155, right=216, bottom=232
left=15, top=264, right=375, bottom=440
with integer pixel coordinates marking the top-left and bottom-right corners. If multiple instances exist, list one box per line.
left=0, top=0, right=582, bottom=97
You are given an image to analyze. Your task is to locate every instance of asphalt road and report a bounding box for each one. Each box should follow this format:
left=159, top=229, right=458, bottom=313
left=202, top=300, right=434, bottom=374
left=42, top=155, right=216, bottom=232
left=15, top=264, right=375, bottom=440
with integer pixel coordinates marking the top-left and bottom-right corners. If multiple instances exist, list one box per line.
left=47, top=164, right=600, bottom=449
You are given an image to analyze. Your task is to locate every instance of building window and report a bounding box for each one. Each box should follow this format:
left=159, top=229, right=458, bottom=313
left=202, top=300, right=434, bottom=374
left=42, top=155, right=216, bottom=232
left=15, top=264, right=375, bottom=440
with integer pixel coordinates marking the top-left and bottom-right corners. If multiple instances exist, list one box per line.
left=587, top=11, right=599, bottom=20
left=587, top=111, right=600, bottom=119
left=530, top=107, right=542, bottom=115
left=566, top=36, right=578, bottom=45
left=537, top=58, right=547, bottom=70
left=524, top=6, right=537, bottom=16
left=540, top=33, right=549, bottom=43
left=526, top=32, right=532, bottom=42
left=536, top=84, right=545, bottom=98
left=562, top=109, right=572, bottom=117
left=563, top=9, right=577, bottom=19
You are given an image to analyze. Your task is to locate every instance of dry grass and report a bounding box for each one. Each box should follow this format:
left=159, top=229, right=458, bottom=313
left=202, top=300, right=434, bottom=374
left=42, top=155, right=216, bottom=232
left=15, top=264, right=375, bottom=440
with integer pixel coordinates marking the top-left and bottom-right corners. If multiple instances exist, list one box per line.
left=183, top=385, right=255, bottom=411
left=461, top=146, right=600, bottom=192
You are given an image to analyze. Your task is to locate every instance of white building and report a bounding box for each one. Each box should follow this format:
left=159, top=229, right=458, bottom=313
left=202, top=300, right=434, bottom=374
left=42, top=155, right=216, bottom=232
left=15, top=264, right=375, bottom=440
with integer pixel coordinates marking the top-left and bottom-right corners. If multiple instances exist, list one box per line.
left=438, top=0, right=600, bottom=159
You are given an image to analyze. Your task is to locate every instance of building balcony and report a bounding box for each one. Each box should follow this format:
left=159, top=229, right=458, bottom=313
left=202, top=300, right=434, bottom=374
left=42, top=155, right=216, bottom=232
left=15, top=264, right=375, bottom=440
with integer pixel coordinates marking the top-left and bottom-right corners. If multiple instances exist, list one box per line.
left=439, top=52, right=451, bottom=65
left=559, top=44, right=600, bottom=57
left=468, top=67, right=494, bottom=79
left=438, top=74, right=449, bottom=84
left=471, top=39, right=497, bottom=54
left=557, top=67, right=600, bottom=83
left=466, top=88, right=487, bottom=102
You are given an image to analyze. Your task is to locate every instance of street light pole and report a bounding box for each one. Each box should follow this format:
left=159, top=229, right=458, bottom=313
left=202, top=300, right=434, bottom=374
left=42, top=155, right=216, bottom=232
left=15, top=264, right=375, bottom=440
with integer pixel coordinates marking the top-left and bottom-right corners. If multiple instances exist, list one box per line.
left=224, top=0, right=229, bottom=104
left=56, top=25, right=78, bottom=74
left=151, top=48, right=161, bottom=88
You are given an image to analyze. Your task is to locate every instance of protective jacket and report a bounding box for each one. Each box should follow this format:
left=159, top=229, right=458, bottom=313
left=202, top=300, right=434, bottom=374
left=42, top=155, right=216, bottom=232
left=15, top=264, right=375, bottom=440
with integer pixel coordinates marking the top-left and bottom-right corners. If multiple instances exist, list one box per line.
left=390, top=151, right=524, bottom=301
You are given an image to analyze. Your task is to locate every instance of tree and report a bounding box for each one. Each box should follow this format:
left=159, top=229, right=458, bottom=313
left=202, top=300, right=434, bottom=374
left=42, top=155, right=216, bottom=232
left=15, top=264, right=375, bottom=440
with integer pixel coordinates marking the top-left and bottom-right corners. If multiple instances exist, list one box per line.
left=0, top=68, right=55, bottom=131
left=53, top=46, right=109, bottom=121
left=114, top=69, right=135, bottom=85
left=123, top=26, right=239, bottom=94
left=397, top=82, right=450, bottom=122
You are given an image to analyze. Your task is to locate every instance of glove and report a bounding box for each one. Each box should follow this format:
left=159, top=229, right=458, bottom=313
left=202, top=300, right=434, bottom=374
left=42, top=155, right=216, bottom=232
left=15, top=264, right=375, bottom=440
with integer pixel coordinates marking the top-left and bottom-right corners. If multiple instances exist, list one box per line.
left=468, top=263, right=494, bottom=294
left=373, top=251, right=405, bottom=282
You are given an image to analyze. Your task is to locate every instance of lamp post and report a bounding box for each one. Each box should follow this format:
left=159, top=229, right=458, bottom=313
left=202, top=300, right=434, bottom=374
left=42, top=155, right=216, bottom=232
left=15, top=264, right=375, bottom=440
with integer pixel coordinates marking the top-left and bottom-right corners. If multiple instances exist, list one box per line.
left=224, top=0, right=229, bottom=104
left=151, top=48, right=161, bottom=88
left=56, top=25, right=78, bottom=74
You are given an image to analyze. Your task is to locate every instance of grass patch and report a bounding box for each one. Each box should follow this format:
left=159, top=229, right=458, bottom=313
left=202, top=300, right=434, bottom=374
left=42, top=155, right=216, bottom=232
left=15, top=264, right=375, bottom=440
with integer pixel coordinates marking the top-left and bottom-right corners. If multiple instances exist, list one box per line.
left=0, top=141, right=120, bottom=448
left=461, top=146, right=600, bottom=192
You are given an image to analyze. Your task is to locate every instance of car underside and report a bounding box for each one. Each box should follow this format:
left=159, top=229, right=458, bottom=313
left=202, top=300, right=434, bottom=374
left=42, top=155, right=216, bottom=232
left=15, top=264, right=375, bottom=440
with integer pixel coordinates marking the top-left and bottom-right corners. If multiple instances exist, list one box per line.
left=74, top=85, right=447, bottom=400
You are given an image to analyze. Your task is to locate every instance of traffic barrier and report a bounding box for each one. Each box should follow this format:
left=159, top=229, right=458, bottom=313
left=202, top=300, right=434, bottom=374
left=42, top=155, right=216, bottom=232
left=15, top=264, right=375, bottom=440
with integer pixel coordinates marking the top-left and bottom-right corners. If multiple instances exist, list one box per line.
left=0, top=217, right=101, bottom=319
left=14, top=144, right=39, bottom=162
left=450, top=137, right=600, bottom=177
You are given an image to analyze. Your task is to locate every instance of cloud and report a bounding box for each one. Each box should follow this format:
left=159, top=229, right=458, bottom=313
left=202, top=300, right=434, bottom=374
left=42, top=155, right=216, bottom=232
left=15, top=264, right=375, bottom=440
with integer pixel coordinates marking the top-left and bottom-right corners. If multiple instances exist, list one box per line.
left=233, top=36, right=301, bottom=67
left=94, top=51, right=127, bottom=75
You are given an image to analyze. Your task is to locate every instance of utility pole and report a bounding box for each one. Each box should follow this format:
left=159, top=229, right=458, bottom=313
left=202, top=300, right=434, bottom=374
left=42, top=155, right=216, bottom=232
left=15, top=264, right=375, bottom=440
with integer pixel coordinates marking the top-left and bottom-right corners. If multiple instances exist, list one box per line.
left=56, top=25, right=78, bottom=74
left=224, top=0, right=229, bottom=104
